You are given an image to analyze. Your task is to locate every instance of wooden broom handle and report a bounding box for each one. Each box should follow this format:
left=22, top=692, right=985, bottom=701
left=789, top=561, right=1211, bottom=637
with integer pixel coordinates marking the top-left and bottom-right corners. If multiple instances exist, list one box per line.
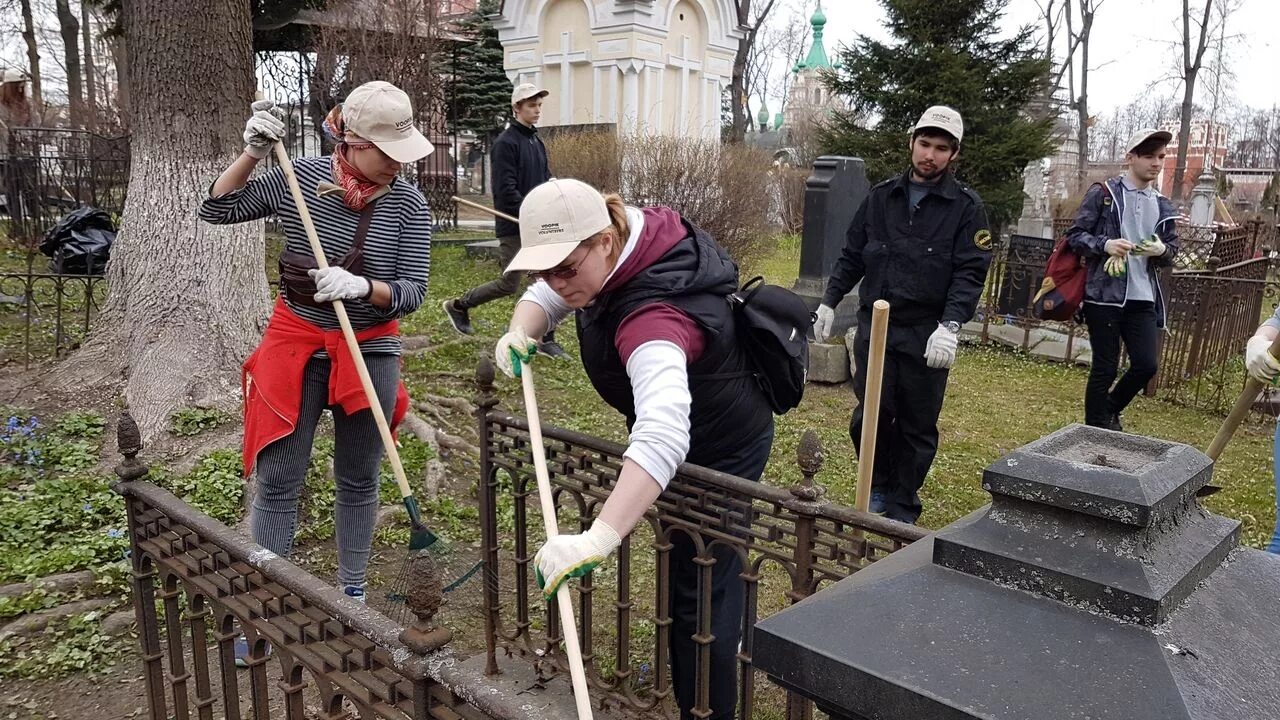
left=519, top=361, right=595, bottom=719
left=259, top=92, right=413, bottom=502
left=855, top=301, right=891, bottom=512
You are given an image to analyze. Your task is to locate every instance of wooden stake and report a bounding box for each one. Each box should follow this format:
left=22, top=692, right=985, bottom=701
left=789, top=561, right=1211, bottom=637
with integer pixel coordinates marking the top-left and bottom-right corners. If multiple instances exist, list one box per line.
left=855, top=300, right=891, bottom=513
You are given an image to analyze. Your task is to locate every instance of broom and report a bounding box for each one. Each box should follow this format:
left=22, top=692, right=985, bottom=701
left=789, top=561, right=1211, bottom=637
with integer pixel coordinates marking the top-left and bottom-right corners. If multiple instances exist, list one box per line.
left=260, top=96, right=477, bottom=619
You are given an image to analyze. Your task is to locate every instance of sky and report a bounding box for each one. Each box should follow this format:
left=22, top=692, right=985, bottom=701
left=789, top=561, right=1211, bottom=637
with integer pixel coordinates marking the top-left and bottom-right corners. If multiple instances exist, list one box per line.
left=767, top=0, right=1280, bottom=117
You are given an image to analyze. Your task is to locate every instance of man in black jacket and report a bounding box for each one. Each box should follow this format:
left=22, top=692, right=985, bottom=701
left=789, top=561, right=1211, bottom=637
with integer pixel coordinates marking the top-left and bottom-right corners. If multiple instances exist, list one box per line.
left=443, top=83, right=565, bottom=356
left=813, top=105, right=991, bottom=525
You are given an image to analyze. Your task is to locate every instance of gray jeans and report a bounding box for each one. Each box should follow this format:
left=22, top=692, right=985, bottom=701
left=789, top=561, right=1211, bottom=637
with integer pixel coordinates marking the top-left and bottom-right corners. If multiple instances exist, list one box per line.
left=457, top=234, right=525, bottom=310
left=250, top=354, right=397, bottom=587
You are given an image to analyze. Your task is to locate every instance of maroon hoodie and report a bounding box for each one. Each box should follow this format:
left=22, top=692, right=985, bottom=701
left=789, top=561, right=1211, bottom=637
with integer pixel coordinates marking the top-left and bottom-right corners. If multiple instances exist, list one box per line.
left=609, top=207, right=708, bottom=365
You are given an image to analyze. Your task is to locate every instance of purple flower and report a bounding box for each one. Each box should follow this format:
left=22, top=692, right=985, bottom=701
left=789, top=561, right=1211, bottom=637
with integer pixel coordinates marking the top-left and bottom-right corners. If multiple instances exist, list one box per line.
left=106, top=528, right=125, bottom=539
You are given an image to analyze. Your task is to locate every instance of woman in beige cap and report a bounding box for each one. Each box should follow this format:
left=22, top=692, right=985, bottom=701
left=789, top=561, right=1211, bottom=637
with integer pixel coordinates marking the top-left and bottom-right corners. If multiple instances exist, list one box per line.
left=493, top=178, right=775, bottom=720
left=199, top=81, right=433, bottom=663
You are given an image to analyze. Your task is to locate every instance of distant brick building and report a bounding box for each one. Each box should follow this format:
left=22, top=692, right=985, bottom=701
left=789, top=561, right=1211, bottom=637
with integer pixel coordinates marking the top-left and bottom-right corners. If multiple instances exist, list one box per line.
left=1159, top=119, right=1228, bottom=199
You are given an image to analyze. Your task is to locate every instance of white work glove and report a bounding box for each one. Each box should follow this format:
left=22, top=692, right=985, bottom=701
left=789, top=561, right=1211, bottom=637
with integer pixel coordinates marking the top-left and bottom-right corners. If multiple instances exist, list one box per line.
left=1133, top=235, right=1167, bottom=257
left=814, top=304, right=835, bottom=342
left=243, top=99, right=286, bottom=159
left=308, top=266, right=371, bottom=303
left=494, top=326, right=537, bottom=378
left=1104, top=238, right=1134, bottom=257
left=535, top=519, right=622, bottom=601
left=1245, top=335, right=1280, bottom=384
left=923, top=323, right=959, bottom=369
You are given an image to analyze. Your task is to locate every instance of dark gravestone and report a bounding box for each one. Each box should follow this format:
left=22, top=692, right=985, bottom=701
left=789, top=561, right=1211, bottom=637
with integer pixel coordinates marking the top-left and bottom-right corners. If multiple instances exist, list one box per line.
left=992, top=234, right=1054, bottom=317
left=793, top=156, right=871, bottom=339
left=754, top=424, right=1280, bottom=720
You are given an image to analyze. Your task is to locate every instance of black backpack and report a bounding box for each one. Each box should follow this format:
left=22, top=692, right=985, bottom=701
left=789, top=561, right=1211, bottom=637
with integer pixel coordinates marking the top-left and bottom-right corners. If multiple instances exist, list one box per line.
left=728, top=277, right=813, bottom=415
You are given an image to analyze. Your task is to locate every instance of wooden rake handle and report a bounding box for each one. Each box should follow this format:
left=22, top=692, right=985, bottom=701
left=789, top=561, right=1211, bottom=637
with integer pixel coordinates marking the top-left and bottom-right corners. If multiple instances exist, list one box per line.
left=260, top=92, right=413, bottom=504
left=451, top=195, right=518, bottom=224
left=518, top=360, right=595, bottom=720
left=1207, top=333, right=1280, bottom=461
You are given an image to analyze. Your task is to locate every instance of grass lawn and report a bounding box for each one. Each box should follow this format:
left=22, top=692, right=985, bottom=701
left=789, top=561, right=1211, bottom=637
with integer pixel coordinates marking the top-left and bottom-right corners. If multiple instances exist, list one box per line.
left=403, top=233, right=1278, bottom=549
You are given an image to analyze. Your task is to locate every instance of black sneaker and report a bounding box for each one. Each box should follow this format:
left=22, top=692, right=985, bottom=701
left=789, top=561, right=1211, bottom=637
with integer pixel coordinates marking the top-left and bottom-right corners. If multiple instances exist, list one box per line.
left=442, top=299, right=473, bottom=335
left=1107, top=413, right=1124, bottom=432
left=537, top=340, right=568, bottom=359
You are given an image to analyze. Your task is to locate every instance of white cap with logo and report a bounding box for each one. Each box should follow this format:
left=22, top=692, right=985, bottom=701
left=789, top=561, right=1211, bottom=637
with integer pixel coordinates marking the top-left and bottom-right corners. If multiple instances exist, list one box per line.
left=1125, top=128, right=1173, bottom=154
left=913, top=105, right=964, bottom=144
left=506, top=179, right=611, bottom=273
left=342, top=81, right=434, bottom=163
left=511, top=83, right=549, bottom=107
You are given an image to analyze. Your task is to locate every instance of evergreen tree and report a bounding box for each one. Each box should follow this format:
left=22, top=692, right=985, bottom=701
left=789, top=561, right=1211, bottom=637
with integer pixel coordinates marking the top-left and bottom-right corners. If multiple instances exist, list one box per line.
left=449, top=0, right=512, bottom=145
left=818, top=0, right=1054, bottom=228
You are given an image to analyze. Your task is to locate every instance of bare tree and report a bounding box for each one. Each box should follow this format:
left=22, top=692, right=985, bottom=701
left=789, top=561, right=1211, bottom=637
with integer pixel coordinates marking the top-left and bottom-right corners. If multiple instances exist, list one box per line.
left=1065, top=0, right=1103, bottom=193
left=51, top=0, right=270, bottom=441
left=729, top=0, right=781, bottom=143
left=1172, top=0, right=1216, bottom=201
left=19, top=0, right=43, bottom=117
left=81, top=0, right=96, bottom=131
left=55, top=0, right=85, bottom=127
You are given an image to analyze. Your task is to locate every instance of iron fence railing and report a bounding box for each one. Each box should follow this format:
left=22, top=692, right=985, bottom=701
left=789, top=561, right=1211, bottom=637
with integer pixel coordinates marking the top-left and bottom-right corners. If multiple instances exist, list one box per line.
left=472, top=360, right=927, bottom=719
left=113, top=411, right=541, bottom=720
left=0, top=269, right=106, bottom=368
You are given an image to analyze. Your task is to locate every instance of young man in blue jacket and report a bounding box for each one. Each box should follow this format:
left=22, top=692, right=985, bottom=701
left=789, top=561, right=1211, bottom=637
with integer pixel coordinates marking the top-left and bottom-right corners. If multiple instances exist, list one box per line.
left=443, top=83, right=565, bottom=356
left=1066, top=128, right=1179, bottom=430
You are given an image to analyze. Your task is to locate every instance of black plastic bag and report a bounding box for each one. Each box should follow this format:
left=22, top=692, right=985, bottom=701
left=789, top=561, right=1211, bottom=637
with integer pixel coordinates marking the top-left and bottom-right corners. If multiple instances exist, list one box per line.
left=39, top=206, right=116, bottom=275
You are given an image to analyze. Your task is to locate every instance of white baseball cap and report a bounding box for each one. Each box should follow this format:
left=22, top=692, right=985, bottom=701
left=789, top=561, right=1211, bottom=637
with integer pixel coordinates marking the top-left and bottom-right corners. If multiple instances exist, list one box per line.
left=1, top=68, right=27, bottom=84
left=511, top=83, right=549, bottom=107
left=1125, top=128, right=1173, bottom=154
left=342, top=81, right=434, bottom=163
left=506, top=179, right=611, bottom=273
left=912, top=105, right=964, bottom=144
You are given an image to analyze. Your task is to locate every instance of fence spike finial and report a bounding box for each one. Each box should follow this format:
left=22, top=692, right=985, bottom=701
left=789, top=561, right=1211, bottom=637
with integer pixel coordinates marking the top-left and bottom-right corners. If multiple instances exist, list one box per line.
left=792, top=429, right=827, bottom=501
left=114, top=409, right=148, bottom=484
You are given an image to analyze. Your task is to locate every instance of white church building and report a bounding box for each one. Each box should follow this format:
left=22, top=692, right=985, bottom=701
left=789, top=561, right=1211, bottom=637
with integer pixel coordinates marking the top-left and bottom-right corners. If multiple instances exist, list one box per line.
left=493, top=0, right=744, bottom=138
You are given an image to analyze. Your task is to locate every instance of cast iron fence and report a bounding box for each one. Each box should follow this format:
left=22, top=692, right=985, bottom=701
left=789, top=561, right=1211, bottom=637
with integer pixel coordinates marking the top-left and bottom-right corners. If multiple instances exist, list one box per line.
left=0, top=270, right=106, bottom=368
left=473, top=361, right=928, bottom=719
left=113, top=410, right=545, bottom=720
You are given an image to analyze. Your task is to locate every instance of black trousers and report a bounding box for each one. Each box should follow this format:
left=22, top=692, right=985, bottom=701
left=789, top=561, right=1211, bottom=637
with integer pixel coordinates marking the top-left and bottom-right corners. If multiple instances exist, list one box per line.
left=668, top=421, right=774, bottom=720
left=850, top=319, right=950, bottom=525
left=1082, top=301, right=1159, bottom=426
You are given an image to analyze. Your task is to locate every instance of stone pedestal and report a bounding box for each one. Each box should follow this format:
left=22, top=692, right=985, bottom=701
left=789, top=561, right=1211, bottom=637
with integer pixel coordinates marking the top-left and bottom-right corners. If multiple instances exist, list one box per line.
left=807, top=342, right=850, bottom=384
left=754, top=424, right=1280, bottom=720
left=1189, top=167, right=1217, bottom=225
left=793, top=156, right=870, bottom=339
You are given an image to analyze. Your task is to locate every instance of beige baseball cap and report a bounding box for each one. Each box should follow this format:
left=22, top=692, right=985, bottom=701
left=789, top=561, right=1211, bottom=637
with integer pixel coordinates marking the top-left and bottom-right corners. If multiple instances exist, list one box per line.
left=912, top=105, right=964, bottom=144
left=342, top=81, right=434, bottom=163
left=511, top=83, right=549, bottom=107
left=506, top=179, right=611, bottom=273
left=1125, top=128, right=1173, bottom=154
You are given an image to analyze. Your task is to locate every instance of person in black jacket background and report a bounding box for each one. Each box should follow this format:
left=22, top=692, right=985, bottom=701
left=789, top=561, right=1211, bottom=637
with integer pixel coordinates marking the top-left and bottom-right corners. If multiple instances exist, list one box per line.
left=443, top=83, right=565, bottom=356
left=813, top=105, right=991, bottom=525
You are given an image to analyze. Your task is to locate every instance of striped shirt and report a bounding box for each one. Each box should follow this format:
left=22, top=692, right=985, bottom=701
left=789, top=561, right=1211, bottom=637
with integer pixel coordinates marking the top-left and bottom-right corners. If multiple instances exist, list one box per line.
left=199, top=156, right=431, bottom=355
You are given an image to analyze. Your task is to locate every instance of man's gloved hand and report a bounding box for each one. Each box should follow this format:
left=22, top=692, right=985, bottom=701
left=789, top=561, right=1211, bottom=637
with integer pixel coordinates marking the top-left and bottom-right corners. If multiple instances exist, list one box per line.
left=1245, top=335, right=1280, bottom=384
left=309, top=266, right=371, bottom=303
left=1133, top=235, right=1167, bottom=257
left=1104, top=255, right=1128, bottom=278
left=494, top=326, right=537, bottom=378
left=1104, top=238, right=1134, bottom=257
left=243, top=99, right=286, bottom=159
left=814, top=304, right=835, bottom=342
left=923, top=323, right=958, bottom=369
left=534, top=519, right=622, bottom=601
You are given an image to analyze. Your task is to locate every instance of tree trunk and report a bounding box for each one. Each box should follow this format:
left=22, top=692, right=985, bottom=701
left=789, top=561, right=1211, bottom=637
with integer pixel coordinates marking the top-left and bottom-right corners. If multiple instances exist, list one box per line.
left=50, top=0, right=271, bottom=442
left=20, top=0, right=43, bottom=117
left=82, top=1, right=97, bottom=132
left=1172, top=0, right=1214, bottom=203
left=728, top=0, right=751, bottom=143
left=56, top=0, right=85, bottom=129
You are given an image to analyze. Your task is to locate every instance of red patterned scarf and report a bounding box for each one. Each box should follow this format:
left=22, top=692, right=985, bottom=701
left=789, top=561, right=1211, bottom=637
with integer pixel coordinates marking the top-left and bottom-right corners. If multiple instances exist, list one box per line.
left=324, top=104, right=382, bottom=211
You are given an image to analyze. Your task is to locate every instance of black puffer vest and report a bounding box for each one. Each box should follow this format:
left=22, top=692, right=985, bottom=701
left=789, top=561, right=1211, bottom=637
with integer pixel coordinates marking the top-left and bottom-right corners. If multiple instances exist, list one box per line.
left=576, top=220, right=773, bottom=469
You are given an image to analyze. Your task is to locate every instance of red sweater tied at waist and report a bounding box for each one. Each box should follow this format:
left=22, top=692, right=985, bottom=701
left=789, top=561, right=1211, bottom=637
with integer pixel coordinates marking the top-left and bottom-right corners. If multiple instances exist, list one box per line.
left=242, top=296, right=409, bottom=476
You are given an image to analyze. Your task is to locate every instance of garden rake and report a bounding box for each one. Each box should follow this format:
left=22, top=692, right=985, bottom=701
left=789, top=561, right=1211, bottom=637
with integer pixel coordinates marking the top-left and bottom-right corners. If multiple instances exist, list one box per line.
left=260, top=93, right=479, bottom=622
